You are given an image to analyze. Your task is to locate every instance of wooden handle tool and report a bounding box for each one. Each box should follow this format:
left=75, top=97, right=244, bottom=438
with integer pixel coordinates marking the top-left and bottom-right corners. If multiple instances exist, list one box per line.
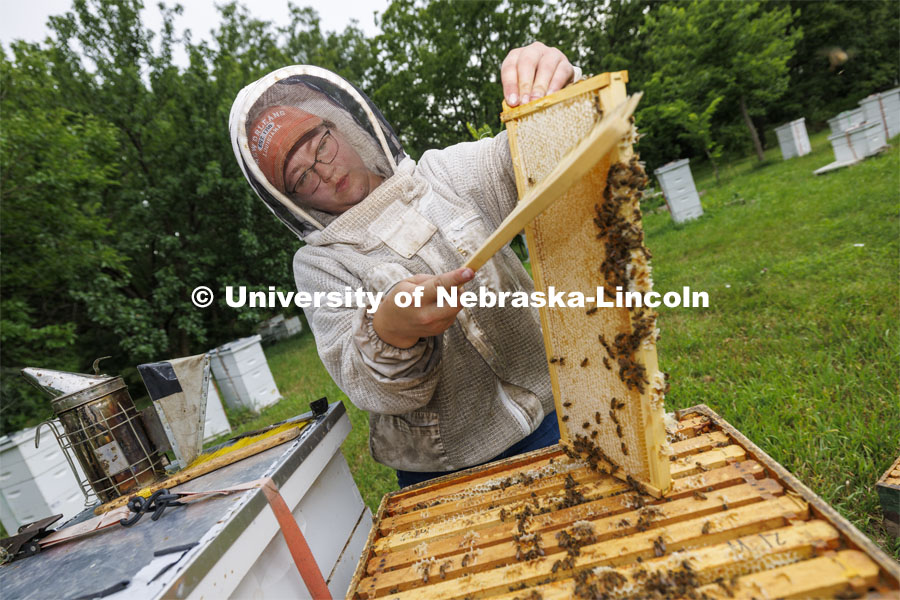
left=462, top=92, right=642, bottom=273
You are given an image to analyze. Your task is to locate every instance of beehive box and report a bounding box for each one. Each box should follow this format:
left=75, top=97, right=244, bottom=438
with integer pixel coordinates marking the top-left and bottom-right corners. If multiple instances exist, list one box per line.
left=876, top=455, right=900, bottom=537
left=347, top=405, right=899, bottom=599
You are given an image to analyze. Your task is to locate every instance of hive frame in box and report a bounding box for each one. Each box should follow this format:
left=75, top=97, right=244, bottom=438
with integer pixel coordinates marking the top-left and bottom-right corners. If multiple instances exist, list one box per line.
left=347, top=404, right=898, bottom=599
left=502, top=72, right=670, bottom=496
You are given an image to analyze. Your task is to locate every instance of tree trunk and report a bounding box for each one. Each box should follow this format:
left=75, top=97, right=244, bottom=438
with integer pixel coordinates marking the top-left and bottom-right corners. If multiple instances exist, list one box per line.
left=704, top=146, right=721, bottom=185
left=739, top=94, right=765, bottom=161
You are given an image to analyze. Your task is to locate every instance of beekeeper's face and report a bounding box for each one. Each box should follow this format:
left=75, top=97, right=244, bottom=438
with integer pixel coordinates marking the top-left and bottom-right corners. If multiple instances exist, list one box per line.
left=282, top=124, right=384, bottom=214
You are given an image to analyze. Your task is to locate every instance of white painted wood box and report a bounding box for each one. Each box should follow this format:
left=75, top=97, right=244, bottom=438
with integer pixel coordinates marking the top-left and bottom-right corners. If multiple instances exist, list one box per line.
left=654, top=158, right=704, bottom=224
left=860, top=87, right=900, bottom=140
left=827, top=108, right=864, bottom=135
left=0, top=422, right=87, bottom=532
left=202, top=380, right=232, bottom=442
left=0, top=402, right=372, bottom=600
left=208, top=335, right=282, bottom=413
left=774, top=117, right=811, bottom=159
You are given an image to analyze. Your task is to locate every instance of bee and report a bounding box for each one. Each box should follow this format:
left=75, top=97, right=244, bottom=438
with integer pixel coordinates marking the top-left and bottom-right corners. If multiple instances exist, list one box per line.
left=586, top=306, right=598, bottom=315
left=551, top=559, right=562, bottom=573
left=594, top=411, right=602, bottom=424
left=562, top=415, right=569, bottom=422
left=653, top=536, right=666, bottom=557
left=701, top=521, right=712, bottom=535
left=621, top=442, right=628, bottom=455
left=616, top=424, right=623, bottom=438
left=549, top=356, right=558, bottom=364
left=580, top=358, right=589, bottom=367
left=558, top=357, right=566, bottom=366
left=592, top=93, right=603, bottom=121
left=615, top=400, right=626, bottom=410
left=563, top=401, right=572, bottom=408
left=695, top=461, right=709, bottom=472
left=609, top=463, right=620, bottom=474
left=582, top=422, right=590, bottom=429
left=590, top=430, right=599, bottom=439
left=722, top=500, right=729, bottom=511
left=609, top=398, right=616, bottom=411
left=602, top=357, right=612, bottom=370
left=693, top=490, right=708, bottom=501
left=461, top=553, right=470, bottom=568
left=527, top=176, right=536, bottom=185
left=439, top=561, right=451, bottom=579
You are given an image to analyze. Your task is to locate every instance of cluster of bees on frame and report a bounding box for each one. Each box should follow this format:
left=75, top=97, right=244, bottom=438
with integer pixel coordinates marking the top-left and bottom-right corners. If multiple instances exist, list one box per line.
left=551, top=138, right=668, bottom=472
left=498, top=478, right=722, bottom=600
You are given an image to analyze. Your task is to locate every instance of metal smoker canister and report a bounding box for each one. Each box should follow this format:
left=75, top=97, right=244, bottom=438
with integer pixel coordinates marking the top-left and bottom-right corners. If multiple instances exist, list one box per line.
left=22, top=366, right=165, bottom=504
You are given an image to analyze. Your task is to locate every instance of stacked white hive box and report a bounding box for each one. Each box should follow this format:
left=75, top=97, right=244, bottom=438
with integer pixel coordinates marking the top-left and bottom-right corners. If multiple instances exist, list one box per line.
left=654, top=158, right=704, bottom=224
left=202, top=380, right=232, bottom=442
left=819, top=87, right=898, bottom=174
left=860, top=87, right=900, bottom=140
left=257, top=314, right=303, bottom=343
left=830, top=121, right=887, bottom=163
left=774, top=117, right=812, bottom=159
left=209, top=335, right=282, bottom=413
left=0, top=422, right=87, bottom=532
left=827, top=108, right=865, bottom=135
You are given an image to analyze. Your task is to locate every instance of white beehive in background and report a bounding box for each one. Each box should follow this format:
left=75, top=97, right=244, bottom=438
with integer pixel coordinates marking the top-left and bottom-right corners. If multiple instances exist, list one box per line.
left=257, top=313, right=304, bottom=342
left=654, top=158, right=704, bottom=224
left=0, top=422, right=87, bottom=532
left=202, top=379, right=232, bottom=442
left=284, top=315, right=303, bottom=336
left=774, top=117, right=811, bottom=159
left=828, top=119, right=889, bottom=164
left=859, top=87, right=900, bottom=140
left=209, top=335, right=282, bottom=413
left=827, top=108, right=865, bottom=135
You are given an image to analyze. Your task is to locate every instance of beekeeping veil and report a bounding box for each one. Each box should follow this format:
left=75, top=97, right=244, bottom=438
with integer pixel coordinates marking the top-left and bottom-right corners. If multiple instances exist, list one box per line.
left=229, top=65, right=405, bottom=238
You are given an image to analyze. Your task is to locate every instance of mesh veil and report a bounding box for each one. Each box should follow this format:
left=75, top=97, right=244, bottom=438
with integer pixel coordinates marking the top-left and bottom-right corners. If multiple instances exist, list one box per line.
left=230, top=66, right=406, bottom=238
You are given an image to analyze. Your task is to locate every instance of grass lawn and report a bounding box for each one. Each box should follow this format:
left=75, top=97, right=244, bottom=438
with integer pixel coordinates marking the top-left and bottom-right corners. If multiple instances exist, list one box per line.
left=222, top=128, right=899, bottom=559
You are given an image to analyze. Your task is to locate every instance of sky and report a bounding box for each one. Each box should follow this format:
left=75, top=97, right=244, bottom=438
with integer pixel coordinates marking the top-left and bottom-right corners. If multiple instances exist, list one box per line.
left=0, top=0, right=390, bottom=62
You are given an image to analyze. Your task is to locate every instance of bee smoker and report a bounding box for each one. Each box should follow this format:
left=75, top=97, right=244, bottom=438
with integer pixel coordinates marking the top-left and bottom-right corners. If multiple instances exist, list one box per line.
left=22, top=361, right=165, bottom=504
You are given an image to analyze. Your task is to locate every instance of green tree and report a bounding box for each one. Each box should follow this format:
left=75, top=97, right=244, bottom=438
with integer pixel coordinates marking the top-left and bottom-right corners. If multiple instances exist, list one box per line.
left=542, top=0, right=662, bottom=85
left=774, top=0, right=900, bottom=125
left=643, top=0, right=801, bottom=161
left=370, top=0, right=550, bottom=158
left=0, top=1, right=376, bottom=433
left=0, top=43, right=125, bottom=430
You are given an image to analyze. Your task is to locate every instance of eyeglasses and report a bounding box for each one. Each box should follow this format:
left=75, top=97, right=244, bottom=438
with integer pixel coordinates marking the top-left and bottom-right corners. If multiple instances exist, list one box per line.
left=287, top=127, right=339, bottom=197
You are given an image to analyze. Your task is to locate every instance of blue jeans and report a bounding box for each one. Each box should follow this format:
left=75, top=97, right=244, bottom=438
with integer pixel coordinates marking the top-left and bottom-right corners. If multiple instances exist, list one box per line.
left=395, top=411, right=561, bottom=489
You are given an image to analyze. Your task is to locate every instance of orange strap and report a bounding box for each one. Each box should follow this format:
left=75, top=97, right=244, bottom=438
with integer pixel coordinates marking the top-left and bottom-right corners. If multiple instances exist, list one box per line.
left=259, top=478, right=333, bottom=599
left=176, top=477, right=333, bottom=599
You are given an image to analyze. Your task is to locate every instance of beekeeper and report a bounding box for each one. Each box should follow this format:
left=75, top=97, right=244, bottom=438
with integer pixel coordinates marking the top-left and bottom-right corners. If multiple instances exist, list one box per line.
left=229, top=43, right=581, bottom=487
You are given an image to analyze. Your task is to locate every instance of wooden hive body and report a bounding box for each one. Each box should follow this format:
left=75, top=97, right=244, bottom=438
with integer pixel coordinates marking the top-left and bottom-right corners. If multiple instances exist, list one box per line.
left=876, top=454, right=900, bottom=536
left=347, top=406, right=899, bottom=599
left=502, top=72, right=670, bottom=495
